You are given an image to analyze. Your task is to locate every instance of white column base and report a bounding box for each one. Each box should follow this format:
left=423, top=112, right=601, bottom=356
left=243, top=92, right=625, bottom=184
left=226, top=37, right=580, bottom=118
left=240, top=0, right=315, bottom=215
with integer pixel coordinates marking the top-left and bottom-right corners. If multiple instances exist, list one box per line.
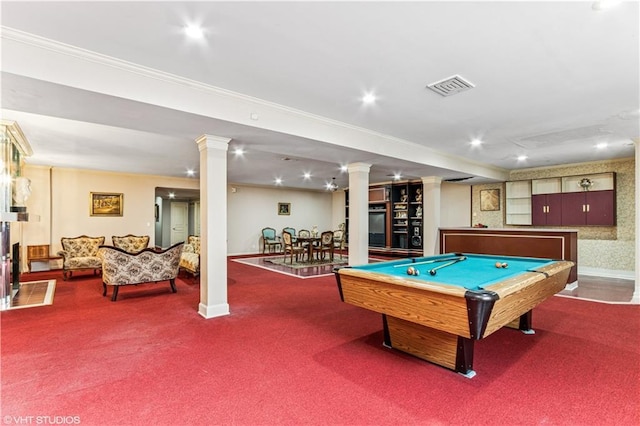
left=198, top=302, right=230, bottom=319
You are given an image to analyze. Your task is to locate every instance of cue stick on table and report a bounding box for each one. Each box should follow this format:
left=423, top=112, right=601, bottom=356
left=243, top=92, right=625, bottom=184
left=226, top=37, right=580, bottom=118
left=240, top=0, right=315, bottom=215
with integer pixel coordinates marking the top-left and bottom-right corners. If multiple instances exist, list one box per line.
left=393, top=254, right=465, bottom=268
left=427, top=256, right=467, bottom=276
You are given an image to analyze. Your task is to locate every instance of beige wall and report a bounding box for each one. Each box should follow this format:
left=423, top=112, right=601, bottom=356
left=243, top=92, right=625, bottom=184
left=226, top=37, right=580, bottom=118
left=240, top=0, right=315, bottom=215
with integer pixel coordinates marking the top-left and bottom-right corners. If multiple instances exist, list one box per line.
left=17, top=165, right=198, bottom=270
left=441, top=182, right=472, bottom=228
left=227, top=184, right=335, bottom=255
left=473, top=157, right=635, bottom=277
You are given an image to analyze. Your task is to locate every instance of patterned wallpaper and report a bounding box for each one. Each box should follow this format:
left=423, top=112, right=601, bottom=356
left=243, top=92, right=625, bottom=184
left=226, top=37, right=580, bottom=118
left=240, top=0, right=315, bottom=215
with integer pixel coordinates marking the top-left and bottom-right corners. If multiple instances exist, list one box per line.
left=472, top=157, right=635, bottom=273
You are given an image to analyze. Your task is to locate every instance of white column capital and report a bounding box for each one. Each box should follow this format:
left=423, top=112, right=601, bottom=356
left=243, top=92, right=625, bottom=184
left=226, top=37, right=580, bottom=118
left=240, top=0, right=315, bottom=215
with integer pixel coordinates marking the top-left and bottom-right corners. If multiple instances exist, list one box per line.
left=196, top=134, right=231, bottom=151
left=347, top=162, right=372, bottom=174
left=421, top=176, right=443, bottom=186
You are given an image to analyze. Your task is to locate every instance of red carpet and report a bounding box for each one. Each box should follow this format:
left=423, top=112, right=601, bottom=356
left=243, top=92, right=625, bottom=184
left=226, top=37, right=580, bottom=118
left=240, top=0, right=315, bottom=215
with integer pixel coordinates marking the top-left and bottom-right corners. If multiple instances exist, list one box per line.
left=1, top=261, right=639, bottom=425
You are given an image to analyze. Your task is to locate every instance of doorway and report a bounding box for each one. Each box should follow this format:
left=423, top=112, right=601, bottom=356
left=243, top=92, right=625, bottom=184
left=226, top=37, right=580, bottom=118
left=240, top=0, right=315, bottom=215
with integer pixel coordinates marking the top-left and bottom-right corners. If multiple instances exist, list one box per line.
left=154, top=187, right=200, bottom=248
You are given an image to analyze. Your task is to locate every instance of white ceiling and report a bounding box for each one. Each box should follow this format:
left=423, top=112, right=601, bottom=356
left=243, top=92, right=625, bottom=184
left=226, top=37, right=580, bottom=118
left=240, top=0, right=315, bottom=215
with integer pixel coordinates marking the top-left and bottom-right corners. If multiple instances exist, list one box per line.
left=1, top=1, right=638, bottom=191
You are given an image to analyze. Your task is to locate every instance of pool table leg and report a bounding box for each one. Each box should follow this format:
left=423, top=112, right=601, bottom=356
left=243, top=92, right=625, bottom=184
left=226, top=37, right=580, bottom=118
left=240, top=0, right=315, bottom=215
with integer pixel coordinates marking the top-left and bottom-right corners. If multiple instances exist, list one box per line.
left=382, top=315, right=476, bottom=378
left=506, top=310, right=535, bottom=334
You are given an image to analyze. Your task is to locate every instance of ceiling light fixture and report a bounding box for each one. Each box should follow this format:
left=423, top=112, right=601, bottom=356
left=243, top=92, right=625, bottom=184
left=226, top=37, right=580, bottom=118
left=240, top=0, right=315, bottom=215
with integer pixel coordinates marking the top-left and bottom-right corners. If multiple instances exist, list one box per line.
left=340, top=165, right=348, bottom=173
left=326, top=177, right=339, bottom=192
left=275, top=178, right=283, bottom=185
left=303, top=172, right=311, bottom=180
left=186, top=169, right=195, bottom=177
left=362, top=92, right=376, bottom=104
left=471, top=139, right=483, bottom=147
left=234, top=148, right=245, bottom=156
left=592, top=0, right=622, bottom=11
left=517, top=155, right=528, bottom=162
left=393, top=173, right=402, bottom=181
left=184, top=24, right=204, bottom=39
left=596, top=142, right=608, bottom=149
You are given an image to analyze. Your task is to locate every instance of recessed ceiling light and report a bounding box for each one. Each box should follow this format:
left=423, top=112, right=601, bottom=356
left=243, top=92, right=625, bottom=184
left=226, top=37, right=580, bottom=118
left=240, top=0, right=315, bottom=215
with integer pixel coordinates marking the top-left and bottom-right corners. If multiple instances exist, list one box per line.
left=275, top=178, right=282, bottom=185
left=596, top=142, right=608, bottom=149
left=362, top=92, right=376, bottom=104
left=234, top=148, right=245, bottom=156
left=340, top=165, right=348, bottom=173
left=470, top=139, right=483, bottom=147
left=393, top=173, right=402, bottom=181
left=592, top=0, right=622, bottom=11
left=186, top=169, right=195, bottom=177
left=517, top=155, right=528, bottom=162
left=184, top=24, right=204, bottom=39
left=168, top=192, right=175, bottom=199
left=303, top=172, right=311, bottom=180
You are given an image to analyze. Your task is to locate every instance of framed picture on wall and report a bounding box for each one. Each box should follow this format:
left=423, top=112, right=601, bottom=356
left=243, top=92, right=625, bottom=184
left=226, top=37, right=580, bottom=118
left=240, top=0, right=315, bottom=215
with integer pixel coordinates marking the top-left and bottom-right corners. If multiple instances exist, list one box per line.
left=90, top=192, right=123, bottom=216
left=278, top=202, right=291, bottom=215
left=480, top=189, right=500, bottom=211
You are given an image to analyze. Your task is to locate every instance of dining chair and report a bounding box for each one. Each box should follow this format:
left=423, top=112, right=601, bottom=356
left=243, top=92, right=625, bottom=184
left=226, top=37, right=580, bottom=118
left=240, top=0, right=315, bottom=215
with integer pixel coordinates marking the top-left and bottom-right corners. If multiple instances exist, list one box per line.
left=261, top=227, right=282, bottom=254
left=282, top=231, right=305, bottom=263
left=283, top=227, right=297, bottom=243
left=317, top=230, right=335, bottom=262
left=333, top=229, right=345, bottom=259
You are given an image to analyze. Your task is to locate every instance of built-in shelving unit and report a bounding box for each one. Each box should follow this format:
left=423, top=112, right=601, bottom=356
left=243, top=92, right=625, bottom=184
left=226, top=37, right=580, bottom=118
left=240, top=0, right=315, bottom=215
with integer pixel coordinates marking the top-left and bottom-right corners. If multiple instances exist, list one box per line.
left=345, top=180, right=423, bottom=255
left=506, top=172, right=616, bottom=227
left=505, top=181, right=532, bottom=225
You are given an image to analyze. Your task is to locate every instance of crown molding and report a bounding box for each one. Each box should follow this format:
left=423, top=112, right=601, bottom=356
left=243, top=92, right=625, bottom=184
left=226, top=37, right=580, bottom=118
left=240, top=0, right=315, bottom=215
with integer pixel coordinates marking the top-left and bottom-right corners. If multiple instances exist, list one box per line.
left=1, top=26, right=508, bottom=181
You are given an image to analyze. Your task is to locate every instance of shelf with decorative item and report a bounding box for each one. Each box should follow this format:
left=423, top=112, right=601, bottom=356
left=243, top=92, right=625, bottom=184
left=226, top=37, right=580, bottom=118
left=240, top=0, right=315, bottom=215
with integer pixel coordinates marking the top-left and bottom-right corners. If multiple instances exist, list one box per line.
left=562, top=173, right=615, bottom=193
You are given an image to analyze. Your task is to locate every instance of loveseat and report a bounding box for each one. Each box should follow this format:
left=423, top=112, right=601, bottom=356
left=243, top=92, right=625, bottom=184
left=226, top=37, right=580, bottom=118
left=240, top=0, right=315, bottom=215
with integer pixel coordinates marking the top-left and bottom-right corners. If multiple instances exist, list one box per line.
left=179, top=235, right=200, bottom=277
left=58, top=235, right=106, bottom=280
left=97, top=242, right=184, bottom=301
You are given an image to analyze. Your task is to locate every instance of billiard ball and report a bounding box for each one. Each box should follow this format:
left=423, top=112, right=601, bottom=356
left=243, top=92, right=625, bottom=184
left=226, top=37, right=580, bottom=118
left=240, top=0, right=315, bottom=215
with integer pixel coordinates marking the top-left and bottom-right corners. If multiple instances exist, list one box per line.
left=413, top=269, right=420, bottom=276
left=407, top=266, right=415, bottom=275
left=502, top=262, right=508, bottom=268
left=495, top=262, right=502, bottom=268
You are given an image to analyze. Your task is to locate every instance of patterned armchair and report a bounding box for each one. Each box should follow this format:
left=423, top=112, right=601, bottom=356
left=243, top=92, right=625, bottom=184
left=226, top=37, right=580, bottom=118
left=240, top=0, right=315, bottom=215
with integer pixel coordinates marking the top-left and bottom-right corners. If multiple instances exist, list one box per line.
left=112, top=234, right=150, bottom=254
left=179, top=235, right=200, bottom=277
left=58, top=235, right=106, bottom=280
left=98, top=242, right=184, bottom=301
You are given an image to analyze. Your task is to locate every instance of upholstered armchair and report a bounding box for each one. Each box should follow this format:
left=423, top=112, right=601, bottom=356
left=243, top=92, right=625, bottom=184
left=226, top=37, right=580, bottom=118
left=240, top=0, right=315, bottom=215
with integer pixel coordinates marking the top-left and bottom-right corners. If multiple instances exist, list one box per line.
left=58, top=235, right=106, bottom=280
left=98, top=242, right=184, bottom=301
left=261, top=227, right=281, bottom=254
left=179, top=235, right=200, bottom=277
left=112, top=234, right=150, bottom=254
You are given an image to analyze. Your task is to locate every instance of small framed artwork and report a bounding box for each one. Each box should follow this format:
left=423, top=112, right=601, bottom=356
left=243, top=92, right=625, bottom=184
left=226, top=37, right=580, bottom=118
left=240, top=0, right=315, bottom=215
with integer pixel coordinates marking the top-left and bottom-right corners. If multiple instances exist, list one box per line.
left=278, top=202, right=291, bottom=215
left=480, top=189, right=500, bottom=211
left=90, top=192, right=124, bottom=216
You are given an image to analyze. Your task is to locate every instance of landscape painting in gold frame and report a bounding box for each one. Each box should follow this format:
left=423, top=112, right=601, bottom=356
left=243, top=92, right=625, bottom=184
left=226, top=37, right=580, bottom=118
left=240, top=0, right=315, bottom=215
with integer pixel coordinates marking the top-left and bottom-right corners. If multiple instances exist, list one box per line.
left=90, top=192, right=123, bottom=217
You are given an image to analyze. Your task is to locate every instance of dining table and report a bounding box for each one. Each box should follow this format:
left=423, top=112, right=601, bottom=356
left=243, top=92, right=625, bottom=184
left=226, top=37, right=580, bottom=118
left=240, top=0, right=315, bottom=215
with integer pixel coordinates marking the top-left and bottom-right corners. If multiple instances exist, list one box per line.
left=296, top=235, right=321, bottom=263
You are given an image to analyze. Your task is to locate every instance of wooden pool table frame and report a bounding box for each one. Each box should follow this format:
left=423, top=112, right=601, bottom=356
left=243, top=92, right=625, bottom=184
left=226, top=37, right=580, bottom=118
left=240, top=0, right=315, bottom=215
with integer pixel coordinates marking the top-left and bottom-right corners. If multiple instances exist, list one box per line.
left=335, top=257, right=573, bottom=377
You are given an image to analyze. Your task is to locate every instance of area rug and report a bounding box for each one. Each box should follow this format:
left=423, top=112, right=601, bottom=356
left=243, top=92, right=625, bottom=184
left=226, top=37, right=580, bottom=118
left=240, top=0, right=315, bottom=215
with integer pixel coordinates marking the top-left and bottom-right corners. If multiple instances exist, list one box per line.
left=9, top=279, right=56, bottom=309
left=266, top=257, right=348, bottom=269
left=232, top=255, right=349, bottom=279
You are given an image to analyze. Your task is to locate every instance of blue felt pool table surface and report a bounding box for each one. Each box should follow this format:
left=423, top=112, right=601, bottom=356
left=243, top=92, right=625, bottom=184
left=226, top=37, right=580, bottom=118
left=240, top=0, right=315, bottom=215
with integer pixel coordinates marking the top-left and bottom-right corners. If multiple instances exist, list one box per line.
left=351, top=253, right=556, bottom=291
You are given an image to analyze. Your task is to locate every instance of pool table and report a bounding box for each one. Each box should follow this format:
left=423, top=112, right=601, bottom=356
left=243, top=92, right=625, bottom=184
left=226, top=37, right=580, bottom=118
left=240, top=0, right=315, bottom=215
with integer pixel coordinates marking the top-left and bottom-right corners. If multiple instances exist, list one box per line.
left=334, top=253, right=574, bottom=377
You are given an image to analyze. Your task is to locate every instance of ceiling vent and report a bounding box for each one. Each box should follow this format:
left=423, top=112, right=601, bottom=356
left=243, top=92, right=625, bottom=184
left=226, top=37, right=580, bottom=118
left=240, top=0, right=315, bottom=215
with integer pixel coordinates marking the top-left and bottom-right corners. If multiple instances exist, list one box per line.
left=426, top=75, right=475, bottom=97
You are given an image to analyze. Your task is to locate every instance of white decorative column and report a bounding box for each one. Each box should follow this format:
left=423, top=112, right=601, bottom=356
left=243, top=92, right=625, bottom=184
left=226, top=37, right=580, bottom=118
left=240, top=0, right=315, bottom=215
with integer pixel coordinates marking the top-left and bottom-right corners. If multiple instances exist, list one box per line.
left=348, top=162, right=371, bottom=266
left=196, top=134, right=231, bottom=318
left=421, top=176, right=442, bottom=256
left=634, top=139, right=639, bottom=304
